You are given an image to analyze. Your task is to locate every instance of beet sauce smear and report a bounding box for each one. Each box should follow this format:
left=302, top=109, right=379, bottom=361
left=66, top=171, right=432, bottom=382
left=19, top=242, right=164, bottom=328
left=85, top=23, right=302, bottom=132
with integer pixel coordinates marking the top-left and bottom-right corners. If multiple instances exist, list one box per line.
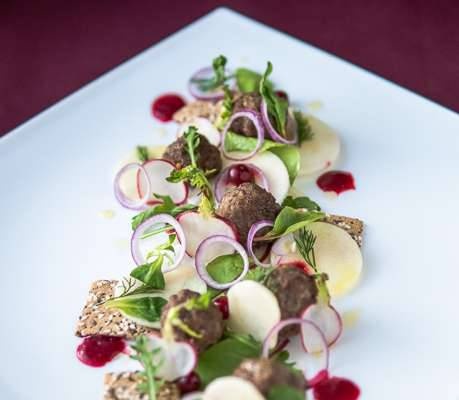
left=316, top=171, right=356, bottom=195
left=76, top=335, right=126, bottom=367
left=152, top=94, right=186, bottom=122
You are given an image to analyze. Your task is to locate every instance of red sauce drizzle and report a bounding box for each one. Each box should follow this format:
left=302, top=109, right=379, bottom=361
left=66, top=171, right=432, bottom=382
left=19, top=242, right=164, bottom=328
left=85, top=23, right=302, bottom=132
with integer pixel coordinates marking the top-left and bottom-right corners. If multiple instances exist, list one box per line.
left=76, top=335, right=126, bottom=367
left=316, top=171, right=356, bottom=195
left=313, top=376, right=361, bottom=400
left=213, top=296, right=229, bottom=320
left=151, top=94, right=186, bottom=122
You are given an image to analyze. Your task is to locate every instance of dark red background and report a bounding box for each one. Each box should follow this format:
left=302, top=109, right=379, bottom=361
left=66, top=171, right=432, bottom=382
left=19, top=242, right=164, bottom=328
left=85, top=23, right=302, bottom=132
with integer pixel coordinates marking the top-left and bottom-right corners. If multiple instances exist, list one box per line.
left=1, top=0, right=458, bottom=137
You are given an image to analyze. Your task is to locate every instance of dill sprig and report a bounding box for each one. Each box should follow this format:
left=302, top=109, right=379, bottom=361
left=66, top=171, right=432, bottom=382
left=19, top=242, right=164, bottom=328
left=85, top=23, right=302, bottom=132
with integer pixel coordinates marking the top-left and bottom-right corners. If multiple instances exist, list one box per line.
left=294, top=228, right=318, bottom=272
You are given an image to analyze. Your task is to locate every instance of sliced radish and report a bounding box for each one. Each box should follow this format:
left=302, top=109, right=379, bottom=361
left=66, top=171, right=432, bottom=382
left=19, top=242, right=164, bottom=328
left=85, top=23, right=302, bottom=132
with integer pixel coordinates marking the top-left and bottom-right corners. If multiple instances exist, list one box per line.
left=203, top=376, right=265, bottom=400
left=301, top=304, right=343, bottom=349
left=298, top=116, right=340, bottom=177
left=307, top=222, right=363, bottom=297
left=176, top=211, right=238, bottom=257
left=136, top=159, right=188, bottom=205
left=114, top=163, right=150, bottom=210
left=227, top=280, right=281, bottom=346
left=223, top=151, right=290, bottom=203
left=177, top=117, right=221, bottom=147
left=163, top=255, right=207, bottom=295
left=271, top=233, right=297, bottom=257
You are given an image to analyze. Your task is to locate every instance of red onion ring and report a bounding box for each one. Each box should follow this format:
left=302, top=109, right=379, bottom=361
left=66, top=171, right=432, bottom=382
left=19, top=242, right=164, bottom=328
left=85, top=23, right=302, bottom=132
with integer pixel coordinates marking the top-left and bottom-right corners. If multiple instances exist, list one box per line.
left=195, top=235, right=249, bottom=290
left=261, top=100, right=298, bottom=145
left=222, top=110, right=265, bottom=161
left=131, top=214, right=186, bottom=272
left=188, top=66, right=233, bottom=101
left=114, top=163, right=150, bottom=210
left=247, top=220, right=274, bottom=268
left=214, top=163, right=270, bottom=202
left=261, top=318, right=329, bottom=375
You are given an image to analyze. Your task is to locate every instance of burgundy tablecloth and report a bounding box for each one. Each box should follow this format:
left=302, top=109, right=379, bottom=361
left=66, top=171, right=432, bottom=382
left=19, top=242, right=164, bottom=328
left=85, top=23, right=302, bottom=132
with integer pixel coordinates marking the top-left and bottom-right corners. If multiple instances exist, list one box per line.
left=1, top=0, right=458, bottom=136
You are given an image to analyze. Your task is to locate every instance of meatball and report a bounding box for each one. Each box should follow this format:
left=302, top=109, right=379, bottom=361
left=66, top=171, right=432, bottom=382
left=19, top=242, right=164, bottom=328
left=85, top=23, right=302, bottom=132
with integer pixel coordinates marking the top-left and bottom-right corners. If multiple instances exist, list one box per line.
left=230, top=93, right=262, bottom=137
left=265, top=266, right=318, bottom=338
left=233, top=358, right=305, bottom=396
left=160, top=289, right=223, bottom=353
left=217, top=182, right=280, bottom=245
left=162, top=134, right=222, bottom=176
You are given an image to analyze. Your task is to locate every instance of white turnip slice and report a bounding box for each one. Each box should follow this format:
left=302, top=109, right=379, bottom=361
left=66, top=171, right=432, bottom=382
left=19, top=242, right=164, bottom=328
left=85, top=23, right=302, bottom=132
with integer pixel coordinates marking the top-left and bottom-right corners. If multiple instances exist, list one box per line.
left=177, top=117, right=221, bottom=147
left=203, top=376, right=265, bottom=400
left=301, top=304, right=343, bottom=350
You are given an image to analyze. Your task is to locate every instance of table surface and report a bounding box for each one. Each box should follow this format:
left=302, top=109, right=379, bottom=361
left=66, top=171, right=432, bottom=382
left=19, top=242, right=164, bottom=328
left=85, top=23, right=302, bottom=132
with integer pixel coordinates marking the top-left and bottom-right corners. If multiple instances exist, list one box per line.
left=1, top=0, right=458, bottom=136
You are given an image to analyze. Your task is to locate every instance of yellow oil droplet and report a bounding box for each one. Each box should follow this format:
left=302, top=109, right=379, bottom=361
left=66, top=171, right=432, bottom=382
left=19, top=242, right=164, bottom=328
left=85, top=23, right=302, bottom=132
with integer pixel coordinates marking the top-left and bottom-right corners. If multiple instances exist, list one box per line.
left=114, top=238, right=130, bottom=250
left=342, top=309, right=360, bottom=329
left=307, top=100, right=324, bottom=112
left=99, top=209, right=115, bottom=219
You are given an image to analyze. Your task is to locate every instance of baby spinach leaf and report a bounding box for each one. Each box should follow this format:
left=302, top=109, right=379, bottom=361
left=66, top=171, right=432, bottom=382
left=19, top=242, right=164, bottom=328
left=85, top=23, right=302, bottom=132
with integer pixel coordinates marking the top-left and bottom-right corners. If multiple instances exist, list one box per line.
left=269, top=145, right=300, bottom=185
left=105, top=295, right=167, bottom=324
left=294, top=111, right=313, bottom=144
left=196, top=334, right=262, bottom=386
left=235, top=67, right=273, bottom=93
left=267, top=385, right=305, bottom=400
left=130, top=257, right=165, bottom=289
left=207, top=254, right=244, bottom=283
left=136, top=145, right=149, bottom=162
left=282, top=196, right=321, bottom=211
left=258, top=207, right=325, bottom=240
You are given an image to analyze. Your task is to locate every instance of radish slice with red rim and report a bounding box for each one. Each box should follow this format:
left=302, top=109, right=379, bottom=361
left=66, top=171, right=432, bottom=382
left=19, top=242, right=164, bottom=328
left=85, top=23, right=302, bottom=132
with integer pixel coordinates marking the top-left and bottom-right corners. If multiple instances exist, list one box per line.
left=301, top=304, right=343, bottom=348
left=247, top=220, right=274, bottom=268
left=214, top=163, right=269, bottom=202
left=262, top=318, right=329, bottom=380
left=195, top=235, right=249, bottom=290
left=221, top=110, right=265, bottom=161
left=261, top=100, right=298, bottom=144
left=131, top=214, right=186, bottom=272
left=188, top=66, right=233, bottom=101
left=114, top=163, right=150, bottom=210
left=136, top=159, right=188, bottom=205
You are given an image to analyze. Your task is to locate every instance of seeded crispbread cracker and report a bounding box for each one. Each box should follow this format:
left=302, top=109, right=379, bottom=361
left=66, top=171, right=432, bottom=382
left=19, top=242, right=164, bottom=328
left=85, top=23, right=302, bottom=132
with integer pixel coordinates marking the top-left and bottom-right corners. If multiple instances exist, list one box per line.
left=173, top=100, right=222, bottom=124
left=104, top=372, right=180, bottom=400
left=324, top=214, right=364, bottom=247
left=75, top=280, right=155, bottom=339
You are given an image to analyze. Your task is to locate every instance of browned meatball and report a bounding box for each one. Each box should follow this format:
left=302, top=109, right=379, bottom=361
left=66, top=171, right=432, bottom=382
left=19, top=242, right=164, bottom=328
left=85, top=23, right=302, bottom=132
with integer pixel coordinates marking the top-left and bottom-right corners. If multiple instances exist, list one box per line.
left=160, top=289, right=223, bottom=353
left=233, top=358, right=305, bottom=396
left=265, top=266, right=318, bottom=338
left=230, top=92, right=262, bottom=137
left=216, top=183, right=280, bottom=245
left=162, top=134, right=222, bottom=176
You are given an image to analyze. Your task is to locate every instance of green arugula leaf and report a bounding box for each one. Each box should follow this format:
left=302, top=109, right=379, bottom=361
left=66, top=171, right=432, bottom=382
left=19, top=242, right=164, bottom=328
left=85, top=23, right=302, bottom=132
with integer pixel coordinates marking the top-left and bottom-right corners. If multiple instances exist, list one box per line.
left=196, top=334, right=262, bottom=386
left=260, top=62, right=289, bottom=135
left=130, top=257, right=165, bottom=289
left=245, top=266, right=274, bottom=283
left=294, top=111, right=313, bottom=144
left=207, top=254, right=244, bottom=283
left=258, top=207, right=325, bottom=240
left=131, top=195, right=196, bottom=231
left=223, top=131, right=300, bottom=184
left=130, top=335, right=164, bottom=400
left=215, top=85, right=233, bottom=130
left=235, top=67, right=273, bottom=93
left=282, top=196, right=321, bottom=211
left=105, top=295, right=167, bottom=324
left=267, top=385, right=305, bottom=400
left=191, top=55, right=231, bottom=92
left=136, top=146, right=150, bottom=163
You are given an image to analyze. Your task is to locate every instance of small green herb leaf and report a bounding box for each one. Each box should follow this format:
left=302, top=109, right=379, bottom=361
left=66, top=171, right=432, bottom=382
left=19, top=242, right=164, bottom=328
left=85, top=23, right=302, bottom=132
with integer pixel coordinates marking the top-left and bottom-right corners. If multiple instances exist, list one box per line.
left=245, top=266, right=274, bottom=283
left=196, top=334, right=262, bottom=386
left=207, top=254, right=244, bottom=283
left=267, top=385, right=305, bottom=400
left=136, top=146, right=150, bottom=163
left=260, top=62, right=289, bottom=135
left=130, top=257, right=165, bottom=289
left=235, top=67, right=273, bottom=93
left=294, top=111, right=313, bottom=144
left=191, top=55, right=231, bottom=92
left=131, top=195, right=196, bottom=230
left=105, top=295, right=167, bottom=324
left=258, top=207, right=325, bottom=240
left=282, top=196, right=321, bottom=211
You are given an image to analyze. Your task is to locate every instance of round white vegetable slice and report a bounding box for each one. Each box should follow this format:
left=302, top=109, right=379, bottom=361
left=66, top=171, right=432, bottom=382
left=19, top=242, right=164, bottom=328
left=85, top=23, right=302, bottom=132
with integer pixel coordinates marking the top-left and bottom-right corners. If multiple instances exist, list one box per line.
left=301, top=303, right=343, bottom=349
left=177, top=117, right=221, bottom=147
left=203, top=376, right=265, bottom=400
left=298, top=116, right=340, bottom=176
left=227, top=280, right=281, bottom=346
left=307, top=222, right=363, bottom=297
left=223, top=151, right=290, bottom=203
left=137, top=159, right=188, bottom=205
left=177, top=211, right=238, bottom=257
left=163, top=255, right=207, bottom=295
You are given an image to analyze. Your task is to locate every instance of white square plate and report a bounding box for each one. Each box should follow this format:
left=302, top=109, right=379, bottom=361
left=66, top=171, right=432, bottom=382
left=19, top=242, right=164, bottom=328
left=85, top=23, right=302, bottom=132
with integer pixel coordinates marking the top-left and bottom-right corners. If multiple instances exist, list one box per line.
left=1, top=7, right=458, bottom=400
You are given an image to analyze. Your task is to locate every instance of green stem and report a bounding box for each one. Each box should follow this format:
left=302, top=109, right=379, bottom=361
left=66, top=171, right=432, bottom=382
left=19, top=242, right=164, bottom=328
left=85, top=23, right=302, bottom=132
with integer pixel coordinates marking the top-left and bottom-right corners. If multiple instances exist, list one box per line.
left=140, top=225, right=171, bottom=239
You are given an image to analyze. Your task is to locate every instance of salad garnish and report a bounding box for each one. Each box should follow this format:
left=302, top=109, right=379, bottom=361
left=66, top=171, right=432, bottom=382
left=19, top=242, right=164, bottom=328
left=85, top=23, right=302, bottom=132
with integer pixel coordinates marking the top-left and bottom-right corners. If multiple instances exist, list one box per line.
left=136, top=145, right=150, bottom=163
left=191, top=55, right=232, bottom=92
